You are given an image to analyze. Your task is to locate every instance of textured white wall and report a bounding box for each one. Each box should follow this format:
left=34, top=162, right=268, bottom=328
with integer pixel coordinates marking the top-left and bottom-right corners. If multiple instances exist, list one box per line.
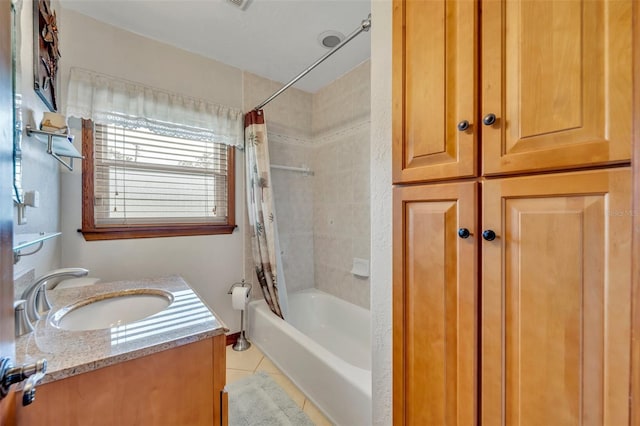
left=312, top=61, right=371, bottom=308
left=370, top=1, right=393, bottom=424
left=58, top=9, right=246, bottom=333
left=12, top=0, right=63, bottom=280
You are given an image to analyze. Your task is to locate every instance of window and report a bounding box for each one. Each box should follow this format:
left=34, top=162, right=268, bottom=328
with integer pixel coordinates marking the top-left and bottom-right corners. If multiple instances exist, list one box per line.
left=67, top=67, right=243, bottom=240
left=81, top=119, right=236, bottom=240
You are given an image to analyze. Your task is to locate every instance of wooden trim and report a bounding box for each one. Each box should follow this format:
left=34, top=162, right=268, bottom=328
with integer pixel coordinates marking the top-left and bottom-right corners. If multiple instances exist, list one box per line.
left=80, top=224, right=237, bottom=241
left=391, top=0, right=405, bottom=185
left=81, top=119, right=96, bottom=233
left=212, top=335, right=227, bottom=426
left=0, top=391, right=16, bottom=426
left=80, top=119, right=237, bottom=241
left=226, top=332, right=241, bottom=346
left=226, top=145, right=236, bottom=231
left=392, top=184, right=405, bottom=426
left=220, top=389, right=228, bottom=426
left=630, top=0, right=640, bottom=423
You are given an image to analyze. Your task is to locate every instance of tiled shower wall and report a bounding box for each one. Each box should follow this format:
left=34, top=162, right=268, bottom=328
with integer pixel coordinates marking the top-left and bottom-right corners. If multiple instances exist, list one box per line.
left=242, top=72, right=316, bottom=295
left=242, top=61, right=371, bottom=309
left=312, top=61, right=371, bottom=309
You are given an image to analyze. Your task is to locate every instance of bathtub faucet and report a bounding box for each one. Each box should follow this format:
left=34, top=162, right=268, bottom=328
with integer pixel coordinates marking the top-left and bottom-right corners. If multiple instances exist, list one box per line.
left=21, top=268, right=89, bottom=325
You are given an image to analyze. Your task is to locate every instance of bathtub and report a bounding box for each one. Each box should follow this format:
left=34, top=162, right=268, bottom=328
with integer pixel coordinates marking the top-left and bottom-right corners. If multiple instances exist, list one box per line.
left=247, top=288, right=372, bottom=425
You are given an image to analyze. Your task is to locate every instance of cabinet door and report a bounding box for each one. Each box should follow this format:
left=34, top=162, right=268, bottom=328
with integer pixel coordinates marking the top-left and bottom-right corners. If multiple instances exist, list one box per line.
left=482, top=168, right=632, bottom=426
left=392, top=0, right=477, bottom=184
left=393, top=182, right=477, bottom=425
left=481, top=0, right=632, bottom=175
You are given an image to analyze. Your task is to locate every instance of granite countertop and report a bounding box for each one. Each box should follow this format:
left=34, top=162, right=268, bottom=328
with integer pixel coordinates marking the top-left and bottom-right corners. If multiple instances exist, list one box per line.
left=15, top=275, right=228, bottom=384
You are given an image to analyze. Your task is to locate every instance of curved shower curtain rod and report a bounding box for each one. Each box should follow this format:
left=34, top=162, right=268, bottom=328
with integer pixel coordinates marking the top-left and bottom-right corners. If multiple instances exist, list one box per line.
left=253, top=14, right=372, bottom=112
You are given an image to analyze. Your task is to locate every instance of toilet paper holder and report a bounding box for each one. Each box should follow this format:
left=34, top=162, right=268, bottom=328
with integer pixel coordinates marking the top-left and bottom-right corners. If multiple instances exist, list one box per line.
left=228, top=280, right=252, bottom=352
left=227, top=279, right=252, bottom=295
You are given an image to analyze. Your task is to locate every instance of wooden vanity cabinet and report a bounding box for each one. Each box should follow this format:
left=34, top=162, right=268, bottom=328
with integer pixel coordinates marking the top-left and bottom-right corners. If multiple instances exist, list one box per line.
left=14, top=335, right=227, bottom=426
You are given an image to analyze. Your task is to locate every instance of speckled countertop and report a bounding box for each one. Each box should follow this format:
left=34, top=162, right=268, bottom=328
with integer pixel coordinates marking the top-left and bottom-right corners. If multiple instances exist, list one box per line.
left=15, top=275, right=228, bottom=385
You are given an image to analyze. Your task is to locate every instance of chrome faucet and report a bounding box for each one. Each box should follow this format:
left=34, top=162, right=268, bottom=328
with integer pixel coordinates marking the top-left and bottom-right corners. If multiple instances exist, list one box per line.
left=21, top=268, right=89, bottom=325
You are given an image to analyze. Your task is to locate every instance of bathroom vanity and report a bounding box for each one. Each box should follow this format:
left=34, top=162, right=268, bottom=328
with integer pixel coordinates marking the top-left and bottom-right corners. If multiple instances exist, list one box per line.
left=12, top=276, right=228, bottom=425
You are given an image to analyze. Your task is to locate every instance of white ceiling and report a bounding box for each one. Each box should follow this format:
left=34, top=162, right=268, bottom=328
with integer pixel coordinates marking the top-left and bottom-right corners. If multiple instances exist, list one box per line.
left=60, top=0, right=372, bottom=93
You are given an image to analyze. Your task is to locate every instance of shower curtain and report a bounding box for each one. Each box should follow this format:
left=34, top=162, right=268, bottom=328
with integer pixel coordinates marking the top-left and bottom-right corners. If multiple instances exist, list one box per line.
left=245, top=110, right=284, bottom=319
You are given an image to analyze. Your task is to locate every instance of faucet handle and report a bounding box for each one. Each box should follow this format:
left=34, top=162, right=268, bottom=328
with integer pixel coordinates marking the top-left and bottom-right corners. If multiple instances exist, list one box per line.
left=22, top=369, right=45, bottom=406
left=14, top=300, right=34, bottom=337
left=34, top=287, right=52, bottom=318
left=0, top=358, right=47, bottom=398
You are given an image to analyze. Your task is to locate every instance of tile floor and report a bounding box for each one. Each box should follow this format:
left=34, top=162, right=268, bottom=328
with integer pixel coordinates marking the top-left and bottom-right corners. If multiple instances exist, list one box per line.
left=226, top=344, right=333, bottom=426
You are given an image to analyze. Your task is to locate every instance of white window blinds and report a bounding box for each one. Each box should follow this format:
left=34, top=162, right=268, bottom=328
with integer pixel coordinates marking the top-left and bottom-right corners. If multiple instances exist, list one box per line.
left=93, top=124, right=229, bottom=226
left=66, top=67, right=244, bottom=149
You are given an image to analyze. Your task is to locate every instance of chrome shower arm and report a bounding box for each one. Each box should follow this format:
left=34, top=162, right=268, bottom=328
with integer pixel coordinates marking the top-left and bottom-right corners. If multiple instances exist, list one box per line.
left=253, top=14, right=372, bottom=112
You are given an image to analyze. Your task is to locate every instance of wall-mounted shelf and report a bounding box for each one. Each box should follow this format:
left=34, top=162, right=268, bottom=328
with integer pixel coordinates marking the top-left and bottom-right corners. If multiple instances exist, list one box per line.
left=13, top=232, right=62, bottom=264
left=25, top=125, right=83, bottom=171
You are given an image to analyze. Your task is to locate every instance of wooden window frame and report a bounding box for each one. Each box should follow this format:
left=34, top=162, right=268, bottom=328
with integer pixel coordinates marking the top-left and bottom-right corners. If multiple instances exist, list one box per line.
left=80, top=119, right=236, bottom=241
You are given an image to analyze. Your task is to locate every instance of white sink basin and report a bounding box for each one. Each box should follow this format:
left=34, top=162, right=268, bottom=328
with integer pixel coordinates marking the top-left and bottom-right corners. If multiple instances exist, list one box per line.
left=50, top=289, right=174, bottom=331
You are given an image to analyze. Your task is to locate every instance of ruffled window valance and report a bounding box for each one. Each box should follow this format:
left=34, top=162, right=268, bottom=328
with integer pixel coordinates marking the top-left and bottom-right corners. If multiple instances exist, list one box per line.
left=65, top=67, right=244, bottom=149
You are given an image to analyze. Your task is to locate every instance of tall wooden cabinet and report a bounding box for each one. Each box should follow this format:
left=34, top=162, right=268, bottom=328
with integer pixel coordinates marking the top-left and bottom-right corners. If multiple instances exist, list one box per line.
left=481, top=169, right=631, bottom=426
left=393, top=0, right=632, bottom=183
left=392, top=0, right=477, bottom=183
left=480, top=0, right=632, bottom=176
left=393, top=182, right=478, bottom=425
left=392, top=0, right=635, bottom=425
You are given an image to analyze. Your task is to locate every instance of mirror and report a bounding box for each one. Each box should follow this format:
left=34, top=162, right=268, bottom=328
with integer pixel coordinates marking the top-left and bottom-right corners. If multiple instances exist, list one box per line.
left=12, top=0, right=23, bottom=204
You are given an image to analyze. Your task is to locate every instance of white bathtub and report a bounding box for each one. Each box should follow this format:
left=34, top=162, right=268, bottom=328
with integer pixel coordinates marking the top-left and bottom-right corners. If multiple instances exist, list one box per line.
left=247, top=288, right=372, bottom=425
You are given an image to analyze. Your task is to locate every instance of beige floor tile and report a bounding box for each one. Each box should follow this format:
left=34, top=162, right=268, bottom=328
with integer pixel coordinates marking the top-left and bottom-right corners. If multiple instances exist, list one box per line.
left=226, top=368, right=254, bottom=385
left=303, top=400, right=334, bottom=426
left=264, top=372, right=306, bottom=408
left=255, top=355, right=282, bottom=374
left=226, top=344, right=263, bottom=371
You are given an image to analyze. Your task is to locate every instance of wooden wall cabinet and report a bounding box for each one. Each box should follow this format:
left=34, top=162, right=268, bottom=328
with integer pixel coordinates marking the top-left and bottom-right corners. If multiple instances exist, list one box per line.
left=393, top=0, right=632, bottom=185
left=392, top=1, right=634, bottom=424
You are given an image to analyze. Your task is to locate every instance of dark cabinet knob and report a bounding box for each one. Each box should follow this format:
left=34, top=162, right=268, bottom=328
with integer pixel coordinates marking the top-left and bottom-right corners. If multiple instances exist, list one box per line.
left=458, top=228, right=471, bottom=239
left=457, top=120, right=470, bottom=132
left=482, top=230, right=496, bottom=241
left=482, top=113, right=497, bottom=126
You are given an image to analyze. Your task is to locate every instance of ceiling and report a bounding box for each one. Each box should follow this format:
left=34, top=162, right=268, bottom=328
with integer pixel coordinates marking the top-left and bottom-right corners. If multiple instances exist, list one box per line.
left=60, top=0, right=372, bottom=93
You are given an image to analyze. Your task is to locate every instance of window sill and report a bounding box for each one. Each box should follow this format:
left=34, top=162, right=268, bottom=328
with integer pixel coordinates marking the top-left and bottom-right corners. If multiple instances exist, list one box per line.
left=80, top=224, right=237, bottom=241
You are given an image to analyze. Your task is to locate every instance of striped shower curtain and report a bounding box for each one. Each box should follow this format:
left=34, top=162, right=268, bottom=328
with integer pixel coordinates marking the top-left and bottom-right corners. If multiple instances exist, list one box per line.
left=244, top=110, right=283, bottom=318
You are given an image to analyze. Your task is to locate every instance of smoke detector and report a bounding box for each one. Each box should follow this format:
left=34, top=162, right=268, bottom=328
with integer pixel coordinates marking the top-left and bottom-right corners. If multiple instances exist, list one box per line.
left=318, top=30, right=345, bottom=49
left=226, top=0, right=252, bottom=11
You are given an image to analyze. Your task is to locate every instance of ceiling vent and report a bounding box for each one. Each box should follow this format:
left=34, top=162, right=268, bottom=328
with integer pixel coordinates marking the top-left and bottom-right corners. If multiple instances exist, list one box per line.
left=226, top=0, right=252, bottom=11
left=318, top=31, right=345, bottom=49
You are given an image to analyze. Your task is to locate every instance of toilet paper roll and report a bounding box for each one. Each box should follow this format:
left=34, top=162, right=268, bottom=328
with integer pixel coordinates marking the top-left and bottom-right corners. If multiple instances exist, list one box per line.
left=232, top=286, right=250, bottom=310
